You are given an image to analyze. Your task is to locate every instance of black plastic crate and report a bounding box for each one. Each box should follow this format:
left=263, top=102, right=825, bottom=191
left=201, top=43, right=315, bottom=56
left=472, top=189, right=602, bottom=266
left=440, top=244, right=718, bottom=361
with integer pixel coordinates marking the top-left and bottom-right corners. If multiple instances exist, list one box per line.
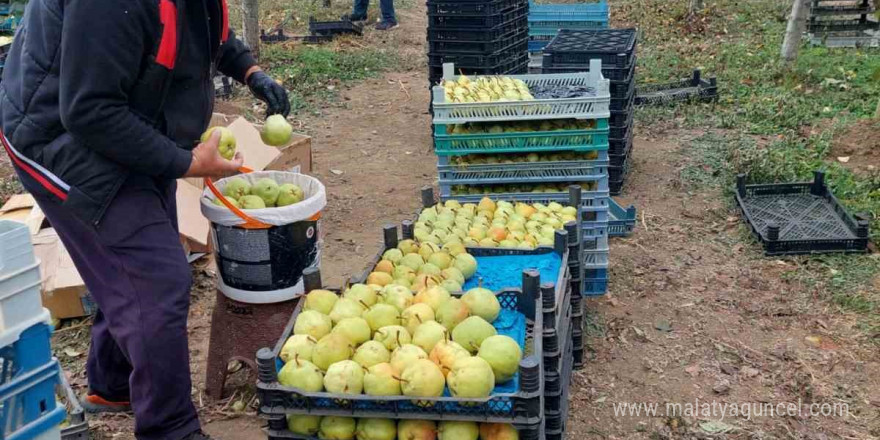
left=609, top=107, right=634, bottom=140
left=542, top=28, right=637, bottom=69
left=265, top=416, right=545, bottom=440
left=808, top=18, right=879, bottom=32
left=427, top=17, right=526, bottom=43
left=427, top=0, right=525, bottom=16
left=610, top=139, right=633, bottom=167
left=635, top=70, right=718, bottom=106
left=610, top=81, right=636, bottom=111
left=428, top=39, right=527, bottom=68
left=429, top=53, right=529, bottom=86
left=213, top=75, right=234, bottom=99
left=734, top=171, right=870, bottom=256
left=609, top=155, right=631, bottom=196
left=428, top=4, right=528, bottom=29
left=257, top=268, right=545, bottom=424
left=543, top=301, right=571, bottom=370
left=543, top=335, right=573, bottom=417
left=810, top=0, right=874, bottom=17
left=59, top=372, right=89, bottom=440
left=609, top=121, right=634, bottom=156
left=429, top=29, right=528, bottom=54
left=260, top=29, right=333, bottom=44
left=309, top=17, right=364, bottom=36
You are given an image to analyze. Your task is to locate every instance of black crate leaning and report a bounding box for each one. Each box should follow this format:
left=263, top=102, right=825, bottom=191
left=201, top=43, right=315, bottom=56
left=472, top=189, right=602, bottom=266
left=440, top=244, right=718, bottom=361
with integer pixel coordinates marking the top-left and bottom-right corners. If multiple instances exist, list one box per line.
left=734, top=171, right=870, bottom=256
left=260, top=29, right=333, bottom=44
left=257, top=268, right=546, bottom=424
left=544, top=341, right=573, bottom=438
left=608, top=120, right=634, bottom=156
left=541, top=28, right=637, bottom=69
left=609, top=155, right=631, bottom=196
left=635, top=70, right=718, bottom=107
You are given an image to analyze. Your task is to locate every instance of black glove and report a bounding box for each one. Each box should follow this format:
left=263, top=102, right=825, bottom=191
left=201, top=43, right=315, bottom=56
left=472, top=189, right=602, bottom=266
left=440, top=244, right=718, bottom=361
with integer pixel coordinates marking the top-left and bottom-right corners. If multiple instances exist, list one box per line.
left=247, top=70, right=291, bottom=117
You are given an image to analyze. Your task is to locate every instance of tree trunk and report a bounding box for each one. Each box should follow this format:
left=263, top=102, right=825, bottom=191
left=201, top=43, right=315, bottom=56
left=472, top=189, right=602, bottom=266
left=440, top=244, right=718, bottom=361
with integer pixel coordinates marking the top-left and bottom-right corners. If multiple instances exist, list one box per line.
left=781, top=0, right=807, bottom=64
left=241, top=0, right=261, bottom=61
left=688, top=0, right=704, bottom=15
left=875, top=98, right=880, bottom=118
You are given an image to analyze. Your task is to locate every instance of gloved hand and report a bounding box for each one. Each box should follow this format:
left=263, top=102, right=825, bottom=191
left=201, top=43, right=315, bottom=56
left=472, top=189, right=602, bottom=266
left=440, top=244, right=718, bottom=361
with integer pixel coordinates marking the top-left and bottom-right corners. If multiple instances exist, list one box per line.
left=247, top=70, right=291, bottom=117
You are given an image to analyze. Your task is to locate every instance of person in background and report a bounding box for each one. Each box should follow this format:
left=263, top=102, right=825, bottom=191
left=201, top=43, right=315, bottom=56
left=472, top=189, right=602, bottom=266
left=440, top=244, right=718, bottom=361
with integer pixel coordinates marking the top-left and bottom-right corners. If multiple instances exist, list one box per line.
left=0, top=1, right=290, bottom=439
left=344, top=0, right=399, bottom=31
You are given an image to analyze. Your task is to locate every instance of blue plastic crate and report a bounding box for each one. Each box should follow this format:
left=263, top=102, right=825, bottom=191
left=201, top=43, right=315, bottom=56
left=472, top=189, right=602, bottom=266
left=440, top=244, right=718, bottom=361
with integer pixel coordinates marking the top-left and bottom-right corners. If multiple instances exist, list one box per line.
left=0, top=324, right=65, bottom=440
left=528, top=0, right=608, bottom=23
left=608, top=198, right=636, bottom=237
left=581, top=267, right=607, bottom=296
left=581, top=235, right=608, bottom=269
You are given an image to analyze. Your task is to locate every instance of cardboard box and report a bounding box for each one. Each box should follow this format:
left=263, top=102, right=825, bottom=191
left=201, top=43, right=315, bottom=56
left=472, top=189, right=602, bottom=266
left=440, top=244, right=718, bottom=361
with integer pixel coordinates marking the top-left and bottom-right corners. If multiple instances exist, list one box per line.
left=1, top=195, right=94, bottom=319
left=31, top=228, right=96, bottom=319
left=176, top=114, right=313, bottom=253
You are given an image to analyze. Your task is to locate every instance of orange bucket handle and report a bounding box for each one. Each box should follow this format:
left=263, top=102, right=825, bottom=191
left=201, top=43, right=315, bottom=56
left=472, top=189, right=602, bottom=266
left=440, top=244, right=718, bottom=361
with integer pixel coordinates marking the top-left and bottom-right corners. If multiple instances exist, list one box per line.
left=205, top=167, right=322, bottom=230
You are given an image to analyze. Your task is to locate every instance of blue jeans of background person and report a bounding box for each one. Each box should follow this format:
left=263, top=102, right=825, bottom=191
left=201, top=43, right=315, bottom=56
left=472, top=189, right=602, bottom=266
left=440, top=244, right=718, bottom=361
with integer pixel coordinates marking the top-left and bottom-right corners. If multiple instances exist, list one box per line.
left=353, top=0, right=396, bottom=24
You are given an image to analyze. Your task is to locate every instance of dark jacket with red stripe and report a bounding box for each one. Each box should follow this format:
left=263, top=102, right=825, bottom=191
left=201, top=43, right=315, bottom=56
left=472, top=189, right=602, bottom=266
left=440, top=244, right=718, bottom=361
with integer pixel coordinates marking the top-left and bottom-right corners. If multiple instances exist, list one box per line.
left=0, top=0, right=256, bottom=225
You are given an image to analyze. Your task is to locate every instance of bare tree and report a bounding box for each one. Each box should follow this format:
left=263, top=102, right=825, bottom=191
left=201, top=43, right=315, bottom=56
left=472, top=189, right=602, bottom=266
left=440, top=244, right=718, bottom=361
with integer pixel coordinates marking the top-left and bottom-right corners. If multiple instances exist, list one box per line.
left=241, top=0, right=261, bottom=60
left=688, top=0, right=704, bottom=16
left=875, top=98, right=879, bottom=118
left=781, top=0, right=807, bottom=64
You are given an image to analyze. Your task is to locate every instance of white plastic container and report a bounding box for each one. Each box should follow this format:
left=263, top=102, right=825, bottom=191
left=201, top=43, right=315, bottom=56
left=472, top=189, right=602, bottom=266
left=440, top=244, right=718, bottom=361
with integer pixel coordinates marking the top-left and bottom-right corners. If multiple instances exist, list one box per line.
left=0, top=261, right=50, bottom=348
left=0, top=220, right=35, bottom=278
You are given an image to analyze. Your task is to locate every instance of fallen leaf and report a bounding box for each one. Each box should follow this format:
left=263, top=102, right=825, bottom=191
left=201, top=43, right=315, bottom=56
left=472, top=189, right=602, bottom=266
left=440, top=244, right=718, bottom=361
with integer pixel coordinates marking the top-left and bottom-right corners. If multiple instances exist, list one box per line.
left=63, top=348, right=82, bottom=358
left=742, top=366, right=761, bottom=377
left=837, top=156, right=850, bottom=163
left=805, top=336, right=822, bottom=347
left=594, top=396, right=607, bottom=404
left=330, top=169, right=344, bottom=175
left=700, top=420, right=734, bottom=433
left=654, top=319, right=672, bottom=332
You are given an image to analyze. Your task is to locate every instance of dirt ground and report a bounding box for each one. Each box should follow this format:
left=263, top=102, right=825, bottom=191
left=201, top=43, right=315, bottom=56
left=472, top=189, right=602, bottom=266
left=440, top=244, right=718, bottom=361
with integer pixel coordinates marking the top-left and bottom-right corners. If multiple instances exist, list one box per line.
left=2, top=2, right=878, bottom=439
left=831, top=118, right=880, bottom=176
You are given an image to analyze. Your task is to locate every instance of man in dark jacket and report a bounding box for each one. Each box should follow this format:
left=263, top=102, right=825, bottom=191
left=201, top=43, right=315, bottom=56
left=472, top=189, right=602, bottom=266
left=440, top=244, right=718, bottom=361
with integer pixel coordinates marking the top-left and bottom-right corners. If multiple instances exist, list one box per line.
left=0, top=1, right=290, bottom=439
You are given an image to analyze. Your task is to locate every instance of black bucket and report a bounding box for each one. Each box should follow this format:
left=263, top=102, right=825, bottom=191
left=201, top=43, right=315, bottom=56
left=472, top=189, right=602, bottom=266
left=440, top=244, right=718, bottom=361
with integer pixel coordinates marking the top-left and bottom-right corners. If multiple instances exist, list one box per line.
left=213, top=220, right=320, bottom=297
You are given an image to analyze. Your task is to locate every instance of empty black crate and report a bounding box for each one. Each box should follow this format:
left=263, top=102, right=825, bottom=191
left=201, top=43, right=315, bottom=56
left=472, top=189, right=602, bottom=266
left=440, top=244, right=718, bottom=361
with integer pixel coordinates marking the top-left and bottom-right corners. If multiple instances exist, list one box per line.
left=609, top=156, right=631, bottom=195
left=428, top=4, right=528, bottom=29
left=428, top=39, right=527, bottom=68
left=427, top=17, right=526, bottom=42
left=609, top=122, right=634, bottom=156
left=309, top=18, right=364, bottom=36
left=428, top=28, right=528, bottom=54
left=543, top=28, right=637, bottom=68
left=610, top=141, right=633, bottom=167
left=427, top=0, right=524, bottom=16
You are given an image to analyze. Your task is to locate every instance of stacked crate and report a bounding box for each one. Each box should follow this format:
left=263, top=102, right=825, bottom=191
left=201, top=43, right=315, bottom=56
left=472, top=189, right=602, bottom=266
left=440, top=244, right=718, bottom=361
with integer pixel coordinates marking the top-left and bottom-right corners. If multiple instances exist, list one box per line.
left=526, top=0, right=609, bottom=73
left=542, top=29, right=637, bottom=196
left=807, top=0, right=879, bottom=47
left=0, top=221, right=66, bottom=440
left=431, top=62, right=617, bottom=297
left=427, top=0, right=530, bottom=86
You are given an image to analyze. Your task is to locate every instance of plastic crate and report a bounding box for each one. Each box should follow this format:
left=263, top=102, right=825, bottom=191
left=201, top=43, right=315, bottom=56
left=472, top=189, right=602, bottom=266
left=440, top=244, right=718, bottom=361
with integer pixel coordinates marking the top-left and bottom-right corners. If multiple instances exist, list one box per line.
left=0, top=220, right=35, bottom=279
left=609, top=155, right=631, bottom=196
left=542, top=298, right=570, bottom=373
left=58, top=373, right=88, bottom=440
left=264, top=417, right=545, bottom=440
left=608, top=119, right=634, bottom=156
left=440, top=187, right=611, bottom=213
left=213, top=75, right=234, bottom=99
left=428, top=0, right=525, bottom=16
left=1, top=329, right=75, bottom=440
left=608, top=198, right=636, bottom=238
left=308, top=18, right=364, bottom=36
left=808, top=31, right=880, bottom=47
left=0, top=263, right=49, bottom=348
left=257, top=275, right=545, bottom=424
left=581, top=236, right=608, bottom=269
left=428, top=4, right=528, bottom=29
left=438, top=158, right=609, bottom=187
left=427, top=18, right=527, bottom=43
left=609, top=138, right=632, bottom=167
left=542, top=28, right=637, bottom=68
left=259, top=29, right=333, bottom=44
left=429, top=54, right=530, bottom=87
left=433, top=119, right=609, bottom=156
left=808, top=18, right=879, bottom=33
left=528, top=0, right=608, bottom=23
left=581, top=267, right=607, bottom=296
left=528, top=38, right=549, bottom=53
left=0, top=15, right=21, bottom=33
left=528, top=19, right=608, bottom=39
left=428, top=39, right=528, bottom=68
left=541, top=57, right=637, bottom=81
left=432, top=61, right=610, bottom=124
left=428, top=28, right=528, bottom=56
left=635, top=70, right=718, bottom=106
left=810, top=3, right=874, bottom=16
left=734, top=171, right=870, bottom=256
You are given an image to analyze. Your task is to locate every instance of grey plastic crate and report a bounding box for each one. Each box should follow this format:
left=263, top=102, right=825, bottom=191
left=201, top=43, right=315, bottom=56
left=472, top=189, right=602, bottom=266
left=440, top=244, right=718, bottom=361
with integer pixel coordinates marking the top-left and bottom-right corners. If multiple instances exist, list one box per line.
left=58, top=373, right=89, bottom=440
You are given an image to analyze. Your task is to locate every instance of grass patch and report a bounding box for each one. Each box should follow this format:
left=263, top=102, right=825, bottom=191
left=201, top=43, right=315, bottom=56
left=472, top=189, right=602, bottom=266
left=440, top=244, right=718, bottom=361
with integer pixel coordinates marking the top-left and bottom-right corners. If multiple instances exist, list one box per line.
left=262, top=44, right=398, bottom=113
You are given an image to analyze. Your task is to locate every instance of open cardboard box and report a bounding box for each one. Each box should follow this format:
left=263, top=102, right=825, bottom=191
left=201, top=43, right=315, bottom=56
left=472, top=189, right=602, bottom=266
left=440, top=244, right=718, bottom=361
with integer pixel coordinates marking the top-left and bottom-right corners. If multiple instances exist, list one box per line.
left=176, top=113, right=313, bottom=255
left=1, top=195, right=95, bottom=319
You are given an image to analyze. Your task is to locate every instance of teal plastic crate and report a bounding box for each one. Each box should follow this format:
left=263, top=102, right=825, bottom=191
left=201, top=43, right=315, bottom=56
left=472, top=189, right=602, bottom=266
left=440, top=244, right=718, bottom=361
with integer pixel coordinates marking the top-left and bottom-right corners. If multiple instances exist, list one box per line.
left=528, top=0, right=608, bottom=23
left=608, top=198, right=636, bottom=237
left=433, top=119, right=609, bottom=155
